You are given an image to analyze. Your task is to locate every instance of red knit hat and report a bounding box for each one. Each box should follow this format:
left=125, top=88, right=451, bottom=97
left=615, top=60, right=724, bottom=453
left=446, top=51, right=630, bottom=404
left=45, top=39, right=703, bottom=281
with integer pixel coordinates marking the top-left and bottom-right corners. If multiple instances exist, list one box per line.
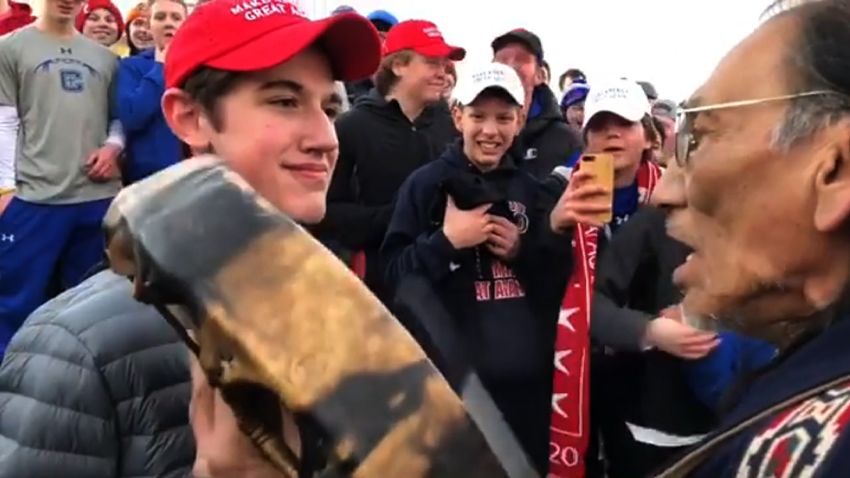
left=76, top=0, right=125, bottom=41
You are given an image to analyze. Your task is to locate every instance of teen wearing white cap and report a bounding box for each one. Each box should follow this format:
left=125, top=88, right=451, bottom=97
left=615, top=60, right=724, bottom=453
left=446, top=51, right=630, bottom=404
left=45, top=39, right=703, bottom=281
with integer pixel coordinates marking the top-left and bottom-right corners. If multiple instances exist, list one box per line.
left=382, top=62, right=573, bottom=475
left=547, top=78, right=665, bottom=478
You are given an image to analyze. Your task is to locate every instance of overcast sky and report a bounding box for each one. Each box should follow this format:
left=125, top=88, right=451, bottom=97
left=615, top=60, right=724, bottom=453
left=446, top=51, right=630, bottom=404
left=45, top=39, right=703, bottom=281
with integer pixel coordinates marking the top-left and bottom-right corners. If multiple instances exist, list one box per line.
left=102, top=0, right=771, bottom=101
left=305, top=0, right=771, bottom=101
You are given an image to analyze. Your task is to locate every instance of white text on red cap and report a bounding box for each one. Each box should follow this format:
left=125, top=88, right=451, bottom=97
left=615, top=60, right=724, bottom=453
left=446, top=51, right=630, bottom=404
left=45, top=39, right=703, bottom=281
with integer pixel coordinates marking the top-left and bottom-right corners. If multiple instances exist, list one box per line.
left=229, top=0, right=305, bottom=22
left=423, top=26, right=444, bottom=39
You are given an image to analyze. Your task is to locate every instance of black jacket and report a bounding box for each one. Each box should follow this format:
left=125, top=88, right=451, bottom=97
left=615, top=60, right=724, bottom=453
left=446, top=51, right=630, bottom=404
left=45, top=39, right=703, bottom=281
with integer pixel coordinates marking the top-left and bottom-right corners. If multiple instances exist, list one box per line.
left=316, top=89, right=458, bottom=301
left=512, top=85, right=583, bottom=180
left=0, top=271, right=195, bottom=478
left=591, top=207, right=717, bottom=478
left=381, top=142, right=571, bottom=474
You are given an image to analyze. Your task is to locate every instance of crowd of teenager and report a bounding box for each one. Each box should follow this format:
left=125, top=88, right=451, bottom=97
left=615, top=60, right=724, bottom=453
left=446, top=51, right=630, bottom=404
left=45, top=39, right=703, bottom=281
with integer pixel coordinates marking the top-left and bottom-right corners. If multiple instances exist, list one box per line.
left=1, top=0, right=850, bottom=477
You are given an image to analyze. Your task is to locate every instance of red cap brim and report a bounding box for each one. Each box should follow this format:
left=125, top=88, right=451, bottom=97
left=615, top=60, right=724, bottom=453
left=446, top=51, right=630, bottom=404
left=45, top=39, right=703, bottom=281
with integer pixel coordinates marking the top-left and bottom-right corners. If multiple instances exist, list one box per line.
left=206, top=12, right=381, bottom=82
left=414, top=42, right=466, bottom=61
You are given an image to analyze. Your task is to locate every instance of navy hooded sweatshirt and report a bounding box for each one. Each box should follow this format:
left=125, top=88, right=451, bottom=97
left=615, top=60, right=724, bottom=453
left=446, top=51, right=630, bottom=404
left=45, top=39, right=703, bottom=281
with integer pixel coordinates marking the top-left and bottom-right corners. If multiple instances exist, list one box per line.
left=512, top=85, right=583, bottom=181
left=381, top=141, right=572, bottom=473
left=114, top=48, right=182, bottom=184
left=670, top=316, right=850, bottom=478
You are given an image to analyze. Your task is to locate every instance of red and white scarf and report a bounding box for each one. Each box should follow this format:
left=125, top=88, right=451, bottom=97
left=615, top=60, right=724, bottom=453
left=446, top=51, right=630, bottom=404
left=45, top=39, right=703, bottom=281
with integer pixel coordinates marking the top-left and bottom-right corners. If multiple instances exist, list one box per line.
left=548, top=160, right=662, bottom=477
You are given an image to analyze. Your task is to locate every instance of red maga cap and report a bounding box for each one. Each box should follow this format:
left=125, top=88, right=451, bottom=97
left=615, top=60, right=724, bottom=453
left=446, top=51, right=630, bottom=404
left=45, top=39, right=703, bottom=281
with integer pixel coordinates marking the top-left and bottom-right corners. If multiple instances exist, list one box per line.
left=165, top=0, right=382, bottom=89
left=383, top=19, right=465, bottom=60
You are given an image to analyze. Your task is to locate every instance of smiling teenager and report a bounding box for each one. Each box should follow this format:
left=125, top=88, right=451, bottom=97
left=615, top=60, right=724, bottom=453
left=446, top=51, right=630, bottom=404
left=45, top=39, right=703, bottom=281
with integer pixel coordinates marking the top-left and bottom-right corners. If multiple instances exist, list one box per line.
left=125, top=2, right=153, bottom=55
left=157, top=4, right=382, bottom=474
left=382, top=62, right=572, bottom=475
left=316, top=19, right=464, bottom=304
left=76, top=0, right=124, bottom=47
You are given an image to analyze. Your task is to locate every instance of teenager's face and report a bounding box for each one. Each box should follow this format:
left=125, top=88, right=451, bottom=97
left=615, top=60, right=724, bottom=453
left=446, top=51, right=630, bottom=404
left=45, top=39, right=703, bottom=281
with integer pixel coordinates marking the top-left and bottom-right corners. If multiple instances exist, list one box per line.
left=129, top=15, right=154, bottom=49
left=164, top=49, right=343, bottom=224
left=45, top=0, right=84, bottom=23
left=584, top=112, right=651, bottom=187
left=394, top=53, right=449, bottom=104
left=83, top=7, right=120, bottom=46
left=453, top=94, right=521, bottom=172
left=493, top=43, right=541, bottom=94
left=150, top=0, right=185, bottom=50
left=566, top=102, right=585, bottom=128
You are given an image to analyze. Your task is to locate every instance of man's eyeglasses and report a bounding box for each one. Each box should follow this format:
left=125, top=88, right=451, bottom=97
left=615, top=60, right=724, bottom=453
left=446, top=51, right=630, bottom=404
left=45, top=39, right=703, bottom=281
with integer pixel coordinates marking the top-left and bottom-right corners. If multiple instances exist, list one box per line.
left=675, top=90, right=836, bottom=167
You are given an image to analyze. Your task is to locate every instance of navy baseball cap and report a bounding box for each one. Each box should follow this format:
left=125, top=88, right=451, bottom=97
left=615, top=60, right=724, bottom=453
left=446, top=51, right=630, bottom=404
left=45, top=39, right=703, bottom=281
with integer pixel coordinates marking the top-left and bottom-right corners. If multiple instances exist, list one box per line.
left=492, top=28, right=543, bottom=62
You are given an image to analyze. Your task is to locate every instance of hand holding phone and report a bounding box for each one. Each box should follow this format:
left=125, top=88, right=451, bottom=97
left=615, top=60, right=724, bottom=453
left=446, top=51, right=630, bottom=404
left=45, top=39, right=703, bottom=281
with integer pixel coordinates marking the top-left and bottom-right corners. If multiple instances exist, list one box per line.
left=549, top=154, right=614, bottom=232
left=577, top=153, right=614, bottom=223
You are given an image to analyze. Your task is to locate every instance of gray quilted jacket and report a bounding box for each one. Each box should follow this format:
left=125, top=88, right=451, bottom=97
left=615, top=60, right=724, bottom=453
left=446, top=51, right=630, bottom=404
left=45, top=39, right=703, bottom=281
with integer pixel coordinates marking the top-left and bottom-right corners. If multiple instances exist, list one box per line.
left=0, top=270, right=195, bottom=478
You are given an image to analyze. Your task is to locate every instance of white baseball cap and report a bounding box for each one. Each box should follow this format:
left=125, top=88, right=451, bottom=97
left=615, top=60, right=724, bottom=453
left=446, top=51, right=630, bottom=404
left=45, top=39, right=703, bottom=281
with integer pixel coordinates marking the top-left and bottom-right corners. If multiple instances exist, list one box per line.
left=454, top=62, right=525, bottom=107
left=582, top=79, right=651, bottom=130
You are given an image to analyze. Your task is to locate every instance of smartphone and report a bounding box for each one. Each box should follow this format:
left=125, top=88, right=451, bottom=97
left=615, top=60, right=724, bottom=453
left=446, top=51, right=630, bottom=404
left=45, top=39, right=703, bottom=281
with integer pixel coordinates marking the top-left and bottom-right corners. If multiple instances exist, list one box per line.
left=578, top=153, right=614, bottom=223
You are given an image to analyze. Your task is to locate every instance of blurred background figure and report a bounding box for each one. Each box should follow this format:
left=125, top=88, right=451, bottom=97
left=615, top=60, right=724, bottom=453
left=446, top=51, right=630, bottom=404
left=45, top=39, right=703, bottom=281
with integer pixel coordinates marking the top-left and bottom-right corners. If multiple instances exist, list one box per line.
left=124, top=2, right=153, bottom=56
left=637, top=80, right=658, bottom=103
left=442, top=60, right=456, bottom=104
left=558, top=67, right=586, bottom=93
left=0, top=0, right=34, bottom=35
left=651, top=99, right=676, bottom=166
left=560, top=81, right=588, bottom=131
left=342, top=8, right=400, bottom=105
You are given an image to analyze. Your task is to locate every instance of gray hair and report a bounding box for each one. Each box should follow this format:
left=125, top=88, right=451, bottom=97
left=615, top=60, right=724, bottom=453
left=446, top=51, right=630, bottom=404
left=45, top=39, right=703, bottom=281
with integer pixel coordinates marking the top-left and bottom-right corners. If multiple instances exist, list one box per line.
left=770, top=93, right=850, bottom=150
left=765, top=0, right=850, bottom=150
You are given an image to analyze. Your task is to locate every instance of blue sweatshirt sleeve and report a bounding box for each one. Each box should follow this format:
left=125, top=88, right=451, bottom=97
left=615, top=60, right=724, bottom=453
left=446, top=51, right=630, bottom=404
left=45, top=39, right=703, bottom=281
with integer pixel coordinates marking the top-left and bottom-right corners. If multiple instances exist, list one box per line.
left=685, top=332, right=776, bottom=410
left=114, top=59, right=165, bottom=133
left=381, top=173, right=458, bottom=286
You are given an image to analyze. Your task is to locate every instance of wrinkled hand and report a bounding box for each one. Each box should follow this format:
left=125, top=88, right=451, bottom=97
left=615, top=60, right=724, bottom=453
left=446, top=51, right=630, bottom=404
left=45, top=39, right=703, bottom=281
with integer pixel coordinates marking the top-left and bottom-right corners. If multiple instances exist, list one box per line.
left=442, top=196, right=493, bottom=250
left=190, top=356, right=290, bottom=478
left=644, top=315, right=720, bottom=360
left=487, top=215, right=520, bottom=260
left=549, top=169, right=612, bottom=233
left=85, top=144, right=122, bottom=182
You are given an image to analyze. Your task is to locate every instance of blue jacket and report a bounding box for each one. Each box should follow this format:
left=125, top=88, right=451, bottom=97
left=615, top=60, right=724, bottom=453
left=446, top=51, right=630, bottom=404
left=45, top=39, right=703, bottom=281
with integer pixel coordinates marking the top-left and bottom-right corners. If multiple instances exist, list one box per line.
left=114, top=48, right=181, bottom=184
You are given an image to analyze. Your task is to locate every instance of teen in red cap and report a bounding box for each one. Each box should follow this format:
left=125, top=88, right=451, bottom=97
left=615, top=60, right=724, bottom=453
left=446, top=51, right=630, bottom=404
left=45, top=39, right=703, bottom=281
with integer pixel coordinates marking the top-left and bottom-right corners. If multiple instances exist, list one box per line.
left=77, top=0, right=124, bottom=47
left=316, top=18, right=464, bottom=306
left=158, top=4, right=382, bottom=474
